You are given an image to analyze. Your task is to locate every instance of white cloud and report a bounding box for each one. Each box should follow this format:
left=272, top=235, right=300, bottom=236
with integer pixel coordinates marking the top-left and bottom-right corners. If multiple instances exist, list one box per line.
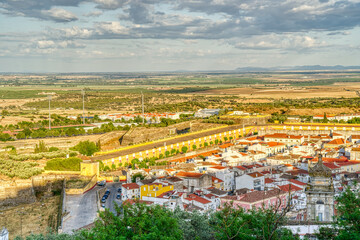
left=41, top=8, right=78, bottom=22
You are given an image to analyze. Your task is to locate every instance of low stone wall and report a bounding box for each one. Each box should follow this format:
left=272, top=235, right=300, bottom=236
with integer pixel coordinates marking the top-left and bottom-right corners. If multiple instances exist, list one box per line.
left=65, top=175, right=98, bottom=195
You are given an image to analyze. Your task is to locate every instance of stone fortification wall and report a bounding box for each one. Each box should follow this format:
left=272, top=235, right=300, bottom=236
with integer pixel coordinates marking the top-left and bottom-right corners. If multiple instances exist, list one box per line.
left=0, top=179, right=35, bottom=208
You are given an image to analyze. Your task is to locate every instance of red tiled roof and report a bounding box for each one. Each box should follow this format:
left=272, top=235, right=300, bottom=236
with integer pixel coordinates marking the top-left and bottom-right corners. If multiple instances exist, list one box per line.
left=264, top=133, right=303, bottom=139
left=277, top=184, right=302, bottom=192
left=265, top=178, right=274, bottom=184
left=219, top=143, right=234, bottom=149
left=327, top=138, right=350, bottom=145
left=236, top=166, right=247, bottom=171
left=266, top=142, right=286, bottom=147
left=323, top=163, right=341, bottom=169
left=235, top=189, right=286, bottom=203
left=248, top=172, right=264, bottom=178
left=210, top=166, right=227, bottom=170
left=212, top=176, right=224, bottom=183
left=289, top=179, right=307, bottom=186
left=186, top=194, right=211, bottom=204
left=122, top=183, right=139, bottom=190
left=176, top=172, right=203, bottom=178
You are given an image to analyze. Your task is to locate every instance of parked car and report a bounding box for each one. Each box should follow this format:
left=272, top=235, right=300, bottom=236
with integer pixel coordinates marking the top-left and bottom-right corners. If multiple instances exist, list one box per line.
left=116, top=194, right=121, bottom=199
left=105, top=190, right=110, bottom=195
left=117, top=188, right=122, bottom=193
left=97, top=180, right=106, bottom=187
left=101, top=204, right=105, bottom=208
left=104, top=194, right=109, bottom=199
left=101, top=198, right=106, bottom=203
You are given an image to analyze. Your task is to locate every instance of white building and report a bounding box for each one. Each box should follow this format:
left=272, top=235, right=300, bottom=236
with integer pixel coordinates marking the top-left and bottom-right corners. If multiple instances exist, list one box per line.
left=121, top=183, right=140, bottom=200
left=235, top=172, right=265, bottom=191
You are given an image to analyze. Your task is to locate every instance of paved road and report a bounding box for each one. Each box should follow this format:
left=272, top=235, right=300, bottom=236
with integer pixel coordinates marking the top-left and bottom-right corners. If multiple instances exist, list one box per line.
left=102, top=183, right=122, bottom=214
left=62, top=186, right=101, bottom=233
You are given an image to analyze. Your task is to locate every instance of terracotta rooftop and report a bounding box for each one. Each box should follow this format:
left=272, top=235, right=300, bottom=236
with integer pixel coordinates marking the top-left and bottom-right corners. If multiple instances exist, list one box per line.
left=122, top=183, right=140, bottom=190
left=277, top=184, right=302, bottom=192
left=248, top=172, right=264, bottom=178
left=264, top=133, right=303, bottom=139
left=289, top=179, right=307, bottom=186
left=176, top=171, right=204, bottom=178
left=235, top=189, right=286, bottom=203
left=327, top=138, right=350, bottom=145
left=185, top=194, right=211, bottom=204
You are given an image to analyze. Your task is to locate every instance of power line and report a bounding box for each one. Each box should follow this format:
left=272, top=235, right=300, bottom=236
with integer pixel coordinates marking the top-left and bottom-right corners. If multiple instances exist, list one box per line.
left=48, top=95, right=52, bottom=130
left=82, top=89, right=85, bottom=125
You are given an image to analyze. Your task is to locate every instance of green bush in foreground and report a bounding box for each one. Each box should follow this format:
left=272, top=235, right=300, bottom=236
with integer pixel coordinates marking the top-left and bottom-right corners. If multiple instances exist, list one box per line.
left=15, top=201, right=298, bottom=240
left=44, top=157, right=82, bottom=171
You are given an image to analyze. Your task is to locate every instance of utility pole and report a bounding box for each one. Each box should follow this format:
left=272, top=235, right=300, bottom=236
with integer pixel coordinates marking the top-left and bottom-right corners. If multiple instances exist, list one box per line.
left=82, top=89, right=85, bottom=125
left=48, top=95, right=51, bottom=130
left=141, top=91, right=144, bottom=125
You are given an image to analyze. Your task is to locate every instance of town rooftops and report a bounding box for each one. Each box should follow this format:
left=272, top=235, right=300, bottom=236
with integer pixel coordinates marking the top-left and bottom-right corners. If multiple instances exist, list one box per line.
left=264, top=133, right=303, bottom=139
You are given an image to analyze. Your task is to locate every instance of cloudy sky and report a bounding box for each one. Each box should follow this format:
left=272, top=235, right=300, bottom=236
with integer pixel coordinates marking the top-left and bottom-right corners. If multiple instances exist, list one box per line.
left=1, top=0, right=360, bottom=72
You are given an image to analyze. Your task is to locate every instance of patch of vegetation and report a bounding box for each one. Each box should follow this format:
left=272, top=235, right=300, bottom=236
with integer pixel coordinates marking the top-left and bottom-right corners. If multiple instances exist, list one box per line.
left=70, top=140, right=100, bottom=156
left=44, top=157, right=82, bottom=171
left=8, top=150, right=77, bottom=161
left=0, top=159, right=43, bottom=179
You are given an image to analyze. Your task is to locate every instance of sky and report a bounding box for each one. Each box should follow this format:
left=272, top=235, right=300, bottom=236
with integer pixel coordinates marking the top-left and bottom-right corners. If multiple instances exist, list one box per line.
left=0, top=0, right=360, bottom=72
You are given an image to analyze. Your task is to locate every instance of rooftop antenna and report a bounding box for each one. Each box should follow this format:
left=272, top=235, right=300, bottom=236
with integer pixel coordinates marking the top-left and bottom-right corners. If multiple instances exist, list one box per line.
left=141, top=91, right=144, bottom=124
left=82, top=89, right=85, bottom=125
left=48, top=95, right=52, bottom=130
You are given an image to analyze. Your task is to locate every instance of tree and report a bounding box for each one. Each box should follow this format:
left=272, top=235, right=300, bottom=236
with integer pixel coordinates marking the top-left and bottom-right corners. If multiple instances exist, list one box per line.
left=224, top=137, right=228, bottom=142
left=34, top=140, right=48, bottom=153
left=111, top=163, right=117, bottom=171
left=192, top=144, right=197, bottom=151
left=317, top=184, right=360, bottom=239
left=132, top=172, right=145, bottom=183
left=204, top=142, right=209, bottom=147
left=173, top=209, right=214, bottom=240
left=80, top=203, right=183, bottom=240
left=70, top=140, right=100, bottom=156
left=181, top=146, right=188, bottom=153
left=210, top=201, right=297, bottom=240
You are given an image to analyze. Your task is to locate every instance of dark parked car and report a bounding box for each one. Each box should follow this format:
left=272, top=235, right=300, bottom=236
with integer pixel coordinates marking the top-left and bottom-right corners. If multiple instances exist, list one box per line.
left=116, top=194, right=121, bottom=199
left=101, top=198, right=106, bottom=203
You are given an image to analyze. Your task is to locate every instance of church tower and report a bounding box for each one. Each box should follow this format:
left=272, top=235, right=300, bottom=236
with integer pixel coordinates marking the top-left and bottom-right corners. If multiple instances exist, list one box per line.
left=305, top=154, right=335, bottom=222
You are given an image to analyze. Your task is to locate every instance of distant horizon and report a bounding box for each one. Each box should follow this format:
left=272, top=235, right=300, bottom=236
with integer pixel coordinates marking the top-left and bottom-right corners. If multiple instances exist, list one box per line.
left=1, top=65, right=360, bottom=74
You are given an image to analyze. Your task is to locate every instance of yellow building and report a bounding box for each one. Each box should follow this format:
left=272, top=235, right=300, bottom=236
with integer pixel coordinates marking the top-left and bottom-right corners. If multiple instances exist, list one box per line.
left=80, top=161, right=99, bottom=177
left=140, top=183, right=174, bottom=199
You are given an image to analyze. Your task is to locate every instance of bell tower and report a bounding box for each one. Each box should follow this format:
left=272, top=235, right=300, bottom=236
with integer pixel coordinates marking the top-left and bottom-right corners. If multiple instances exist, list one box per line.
left=305, top=153, right=335, bottom=222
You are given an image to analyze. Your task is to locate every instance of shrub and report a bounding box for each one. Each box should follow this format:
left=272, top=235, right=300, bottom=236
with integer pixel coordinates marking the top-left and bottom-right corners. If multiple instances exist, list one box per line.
left=44, top=157, right=82, bottom=171
left=9, top=150, right=78, bottom=161
left=0, top=159, right=43, bottom=179
left=70, top=140, right=100, bottom=156
left=49, top=147, right=59, bottom=152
